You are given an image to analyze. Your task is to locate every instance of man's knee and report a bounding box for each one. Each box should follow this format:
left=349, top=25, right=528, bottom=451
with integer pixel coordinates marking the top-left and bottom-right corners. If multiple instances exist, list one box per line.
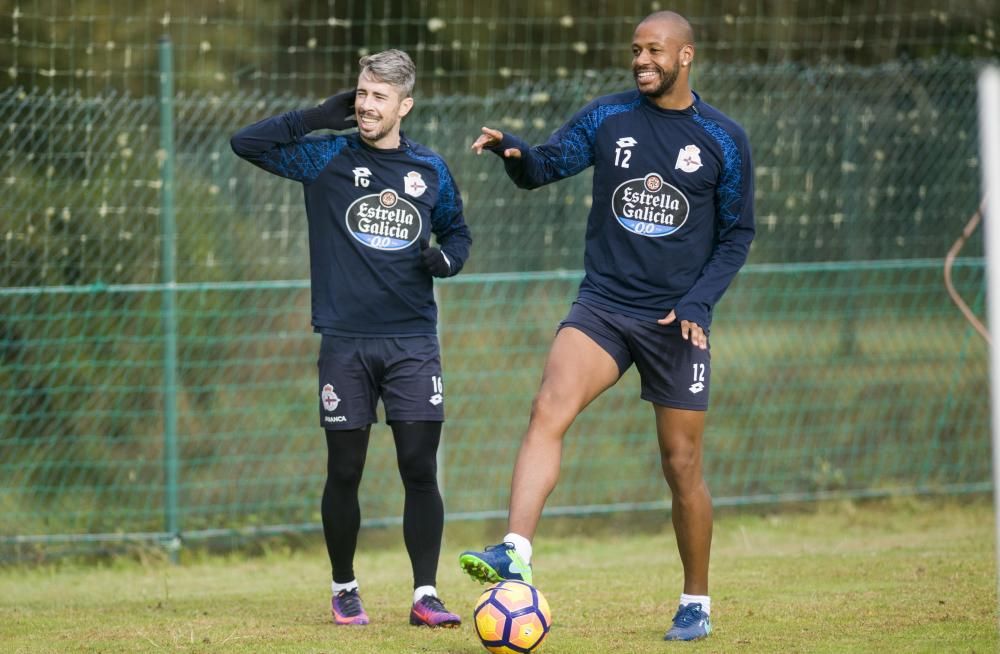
left=660, top=444, right=703, bottom=486
left=325, top=428, right=369, bottom=487
left=328, top=460, right=365, bottom=488
left=397, top=451, right=437, bottom=485
left=528, top=384, right=583, bottom=428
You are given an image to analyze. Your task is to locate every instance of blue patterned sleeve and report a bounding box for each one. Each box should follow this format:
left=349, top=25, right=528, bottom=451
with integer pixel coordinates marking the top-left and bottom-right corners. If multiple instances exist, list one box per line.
left=230, top=110, right=343, bottom=184
left=432, top=164, right=472, bottom=275
left=490, top=99, right=636, bottom=189
left=672, top=118, right=756, bottom=329
left=407, top=151, right=472, bottom=275
left=490, top=99, right=639, bottom=189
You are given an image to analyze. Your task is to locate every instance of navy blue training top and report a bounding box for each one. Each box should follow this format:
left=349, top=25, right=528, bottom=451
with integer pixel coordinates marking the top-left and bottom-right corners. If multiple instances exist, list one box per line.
left=492, top=90, right=754, bottom=330
left=231, top=110, right=472, bottom=337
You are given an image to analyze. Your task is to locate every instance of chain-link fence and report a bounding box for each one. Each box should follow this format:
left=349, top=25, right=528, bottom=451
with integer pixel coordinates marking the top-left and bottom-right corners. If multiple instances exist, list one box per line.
left=2, top=55, right=989, bottom=559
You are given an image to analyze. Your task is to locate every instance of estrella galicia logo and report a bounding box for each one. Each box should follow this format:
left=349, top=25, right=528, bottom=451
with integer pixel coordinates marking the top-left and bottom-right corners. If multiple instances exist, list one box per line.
left=345, top=189, right=422, bottom=250
left=611, top=172, right=690, bottom=237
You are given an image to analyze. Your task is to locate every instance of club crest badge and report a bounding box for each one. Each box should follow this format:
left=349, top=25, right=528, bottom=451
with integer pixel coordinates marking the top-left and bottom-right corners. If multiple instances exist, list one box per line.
left=403, top=171, right=427, bottom=197
left=675, top=145, right=703, bottom=173
left=321, top=383, right=341, bottom=412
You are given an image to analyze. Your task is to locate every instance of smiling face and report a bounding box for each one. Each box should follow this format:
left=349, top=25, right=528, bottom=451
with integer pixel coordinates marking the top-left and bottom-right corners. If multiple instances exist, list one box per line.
left=631, top=14, right=694, bottom=102
left=354, top=71, right=414, bottom=148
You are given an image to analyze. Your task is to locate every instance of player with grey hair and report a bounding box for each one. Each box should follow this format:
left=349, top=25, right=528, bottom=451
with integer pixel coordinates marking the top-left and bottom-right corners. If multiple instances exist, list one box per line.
left=231, top=48, right=471, bottom=629
left=359, top=49, right=416, bottom=97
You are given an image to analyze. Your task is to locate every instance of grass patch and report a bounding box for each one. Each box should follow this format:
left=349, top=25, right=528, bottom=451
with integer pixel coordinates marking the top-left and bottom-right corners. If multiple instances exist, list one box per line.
left=1, top=497, right=996, bottom=653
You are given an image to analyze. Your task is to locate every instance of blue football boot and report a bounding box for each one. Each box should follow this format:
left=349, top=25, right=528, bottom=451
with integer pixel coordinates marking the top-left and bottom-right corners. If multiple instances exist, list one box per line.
left=458, top=542, right=533, bottom=585
left=663, top=603, right=712, bottom=641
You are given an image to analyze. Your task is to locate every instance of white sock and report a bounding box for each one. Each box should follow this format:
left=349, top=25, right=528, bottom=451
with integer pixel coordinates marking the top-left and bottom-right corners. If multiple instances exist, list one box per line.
left=680, top=593, right=711, bottom=615
left=413, top=585, right=437, bottom=604
left=332, top=579, right=359, bottom=594
left=503, top=532, right=533, bottom=565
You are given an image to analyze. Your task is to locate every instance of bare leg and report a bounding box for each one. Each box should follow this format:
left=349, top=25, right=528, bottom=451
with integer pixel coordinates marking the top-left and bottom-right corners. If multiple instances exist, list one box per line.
left=654, top=405, right=711, bottom=595
left=506, top=327, right=621, bottom=539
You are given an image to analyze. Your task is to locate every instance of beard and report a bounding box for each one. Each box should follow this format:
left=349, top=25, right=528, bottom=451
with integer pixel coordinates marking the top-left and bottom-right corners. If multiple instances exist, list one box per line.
left=633, top=60, right=681, bottom=98
left=358, top=112, right=392, bottom=143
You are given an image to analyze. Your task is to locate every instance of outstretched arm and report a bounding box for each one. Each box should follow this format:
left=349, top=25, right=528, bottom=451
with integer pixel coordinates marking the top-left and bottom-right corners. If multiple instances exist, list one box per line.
left=471, top=127, right=522, bottom=159
left=468, top=98, right=609, bottom=189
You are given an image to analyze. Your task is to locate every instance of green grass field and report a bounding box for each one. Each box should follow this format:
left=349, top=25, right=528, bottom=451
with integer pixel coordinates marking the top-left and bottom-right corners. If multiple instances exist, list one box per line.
left=2, top=497, right=996, bottom=653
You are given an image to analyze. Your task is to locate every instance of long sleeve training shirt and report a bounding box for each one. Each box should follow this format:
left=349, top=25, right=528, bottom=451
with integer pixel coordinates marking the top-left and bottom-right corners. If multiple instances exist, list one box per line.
left=491, top=90, right=754, bottom=330
left=231, top=110, right=472, bottom=337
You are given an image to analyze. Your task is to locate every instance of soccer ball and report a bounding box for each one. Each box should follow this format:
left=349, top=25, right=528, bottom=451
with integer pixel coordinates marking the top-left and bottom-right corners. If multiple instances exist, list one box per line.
left=473, top=580, right=552, bottom=654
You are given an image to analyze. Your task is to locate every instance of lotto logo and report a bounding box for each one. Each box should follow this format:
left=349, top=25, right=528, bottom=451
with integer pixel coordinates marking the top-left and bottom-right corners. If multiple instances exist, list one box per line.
left=429, top=375, right=443, bottom=406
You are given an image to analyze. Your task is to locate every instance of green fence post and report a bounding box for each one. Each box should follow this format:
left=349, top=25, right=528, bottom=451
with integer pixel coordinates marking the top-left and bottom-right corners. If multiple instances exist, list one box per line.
left=158, top=35, right=181, bottom=563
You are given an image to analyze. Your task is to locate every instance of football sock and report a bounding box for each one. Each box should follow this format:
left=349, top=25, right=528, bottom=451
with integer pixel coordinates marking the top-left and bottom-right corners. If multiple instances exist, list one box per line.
left=413, top=585, right=437, bottom=603
left=680, top=593, right=711, bottom=615
left=503, top=532, right=533, bottom=565
left=323, top=427, right=372, bottom=584
left=391, top=421, right=444, bottom=589
left=332, top=579, right=359, bottom=594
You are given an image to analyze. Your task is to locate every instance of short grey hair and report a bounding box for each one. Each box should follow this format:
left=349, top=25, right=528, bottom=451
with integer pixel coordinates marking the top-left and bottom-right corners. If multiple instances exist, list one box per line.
left=359, top=49, right=416, bottom=97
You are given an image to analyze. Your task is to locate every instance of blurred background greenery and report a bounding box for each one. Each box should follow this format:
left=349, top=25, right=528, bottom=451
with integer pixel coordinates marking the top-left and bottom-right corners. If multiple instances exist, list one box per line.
left=0, top=1, right=994, bottom=559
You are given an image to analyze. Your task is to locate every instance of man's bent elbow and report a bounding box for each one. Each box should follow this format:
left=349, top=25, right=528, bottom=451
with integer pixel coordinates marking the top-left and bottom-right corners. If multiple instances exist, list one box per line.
left=229, top=132, right=256, bottom=159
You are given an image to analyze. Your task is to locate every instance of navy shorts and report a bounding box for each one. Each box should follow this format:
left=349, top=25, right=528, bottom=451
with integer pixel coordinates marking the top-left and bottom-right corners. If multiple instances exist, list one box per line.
left=317, top=334, right=445, bottom=430
left=559, top=302, right=711, bottom=410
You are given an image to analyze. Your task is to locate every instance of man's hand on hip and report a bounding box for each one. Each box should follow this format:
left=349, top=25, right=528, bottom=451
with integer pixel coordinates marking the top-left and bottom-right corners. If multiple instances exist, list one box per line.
left=658, top=310, right=708, bottom=350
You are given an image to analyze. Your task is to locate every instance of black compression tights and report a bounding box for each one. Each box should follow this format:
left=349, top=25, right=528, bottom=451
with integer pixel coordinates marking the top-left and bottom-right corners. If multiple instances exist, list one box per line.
left=322, top=426, right=370, bottom=584
left=322, top=422, right=444, bottom=588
